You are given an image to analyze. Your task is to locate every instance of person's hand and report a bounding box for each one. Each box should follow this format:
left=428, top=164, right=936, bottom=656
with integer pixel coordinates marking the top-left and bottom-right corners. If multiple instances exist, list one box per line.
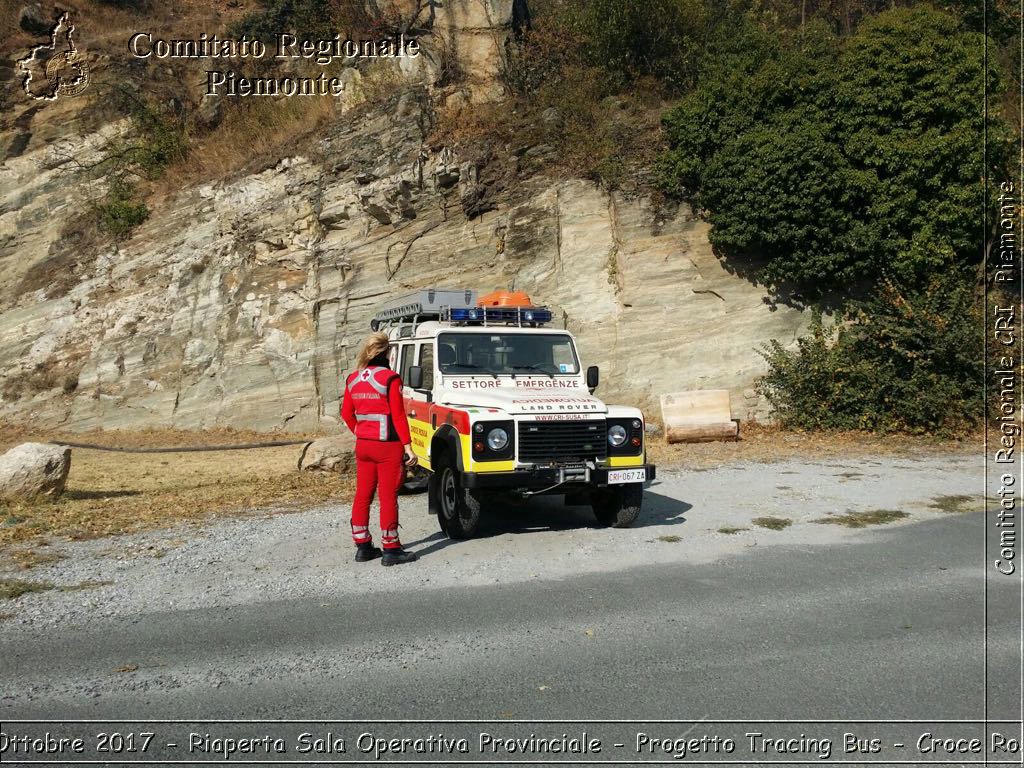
left=403, top=446, right=418, bottom=467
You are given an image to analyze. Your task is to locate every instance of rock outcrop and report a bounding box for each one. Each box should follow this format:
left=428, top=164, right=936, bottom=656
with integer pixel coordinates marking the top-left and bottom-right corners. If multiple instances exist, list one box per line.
left=0, top=442, right=71, bottom=500
left=0, top=3, right=813, bottom=434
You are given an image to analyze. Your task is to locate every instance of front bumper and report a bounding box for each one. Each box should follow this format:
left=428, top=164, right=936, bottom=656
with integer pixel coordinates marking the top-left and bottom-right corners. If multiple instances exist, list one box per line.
left=462, top=463, right=656, bottom=491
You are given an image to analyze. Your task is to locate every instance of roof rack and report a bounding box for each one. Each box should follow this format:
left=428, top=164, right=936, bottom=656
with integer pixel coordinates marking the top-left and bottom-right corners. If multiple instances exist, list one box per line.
left=371, top=289, right=477, bottom=332
left=370, top=288, right=553, bottom=332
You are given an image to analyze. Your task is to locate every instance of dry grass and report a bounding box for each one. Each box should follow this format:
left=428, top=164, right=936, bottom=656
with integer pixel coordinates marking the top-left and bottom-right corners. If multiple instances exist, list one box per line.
left=58, top=579, right=114, bottom=592
left=0, top=578, right=54, bottom=600
left=160, top=89, right=340, bottom=189
left=647, top=423, right=979, bottom=471
left=813, top=509, right=909, bottom=528
left=928, top=495, right=989, bottom=514
left=751, top=516, right=792, bottom=531
left=0, top=427, right=353, bottom=550
left=717, top=526, right=748, bottom=535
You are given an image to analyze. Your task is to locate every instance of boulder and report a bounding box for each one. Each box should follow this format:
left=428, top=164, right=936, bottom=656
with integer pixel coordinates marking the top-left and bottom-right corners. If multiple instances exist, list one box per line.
left=0, top=442, right=71, bottom=501
left=299, top=434, right=355, bottom=473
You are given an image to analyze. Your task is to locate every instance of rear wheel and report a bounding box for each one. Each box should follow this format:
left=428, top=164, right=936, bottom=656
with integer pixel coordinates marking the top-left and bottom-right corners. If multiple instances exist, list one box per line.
left=591, top=483, right=643, bottom=528
left=431, top=452, right=482, bottom=539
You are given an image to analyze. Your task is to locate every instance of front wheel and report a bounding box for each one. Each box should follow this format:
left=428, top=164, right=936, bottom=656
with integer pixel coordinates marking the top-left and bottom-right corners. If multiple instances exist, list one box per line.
left=430, top=454, right=482, bottom=539
left=591, top=483, right=643, bottom=528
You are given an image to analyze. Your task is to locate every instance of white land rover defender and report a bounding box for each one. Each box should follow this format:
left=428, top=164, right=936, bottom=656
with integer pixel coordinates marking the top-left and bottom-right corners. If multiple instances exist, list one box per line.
left=372, top=288, right=656, bottom=538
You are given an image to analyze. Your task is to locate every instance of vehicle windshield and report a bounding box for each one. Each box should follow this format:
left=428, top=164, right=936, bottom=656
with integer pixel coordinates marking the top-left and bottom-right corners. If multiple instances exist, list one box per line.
left=437, top=332, right=580, bottom=376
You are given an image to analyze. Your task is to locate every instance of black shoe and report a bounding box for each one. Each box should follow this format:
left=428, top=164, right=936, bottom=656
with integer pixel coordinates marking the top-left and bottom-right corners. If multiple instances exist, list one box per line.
left=381, top=548, right=419, bottom=566
left=355, top=543, right=382, bottom=562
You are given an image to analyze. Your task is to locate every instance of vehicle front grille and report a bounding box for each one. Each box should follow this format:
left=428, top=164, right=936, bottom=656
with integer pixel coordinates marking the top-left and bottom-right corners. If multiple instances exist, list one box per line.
left=517, top=420, right=607, bottom=464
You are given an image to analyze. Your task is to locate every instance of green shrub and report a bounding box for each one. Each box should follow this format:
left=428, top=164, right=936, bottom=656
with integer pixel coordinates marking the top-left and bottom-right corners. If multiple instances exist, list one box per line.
left=81, top=89, right=186, bottom=239
left=757, top=271, right=984, bottom=434
left=562, top=0, right=706, bottom=92
left=94, top=179, right=149, bottom=240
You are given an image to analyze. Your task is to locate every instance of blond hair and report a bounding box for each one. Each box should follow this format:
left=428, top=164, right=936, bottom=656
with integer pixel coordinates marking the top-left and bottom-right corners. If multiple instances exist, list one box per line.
left=356, top=331, right=391, bottom=369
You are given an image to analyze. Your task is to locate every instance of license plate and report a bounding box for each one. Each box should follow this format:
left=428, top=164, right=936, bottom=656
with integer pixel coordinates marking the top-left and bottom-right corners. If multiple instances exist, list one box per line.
left=607, top=468, right=646, bottom=485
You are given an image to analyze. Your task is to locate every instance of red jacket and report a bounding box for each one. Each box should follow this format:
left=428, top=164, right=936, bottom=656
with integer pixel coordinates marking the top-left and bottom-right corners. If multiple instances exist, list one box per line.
left=341, top=365, right=412, bottom=445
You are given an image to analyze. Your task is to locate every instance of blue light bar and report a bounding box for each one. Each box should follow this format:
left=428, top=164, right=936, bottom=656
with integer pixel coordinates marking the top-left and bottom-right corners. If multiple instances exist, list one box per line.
left=446, top=306, right=552, bottom=325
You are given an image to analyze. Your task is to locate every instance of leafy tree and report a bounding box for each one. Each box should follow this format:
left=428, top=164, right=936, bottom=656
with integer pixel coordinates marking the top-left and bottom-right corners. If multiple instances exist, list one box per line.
left=659, top=6, right=1010, bottom=296
left=828, top=7, right=1005, bottom=285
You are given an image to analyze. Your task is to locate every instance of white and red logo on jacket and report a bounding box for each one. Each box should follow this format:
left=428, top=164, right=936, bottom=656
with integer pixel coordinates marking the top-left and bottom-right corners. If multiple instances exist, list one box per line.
left=346, top=366, right=398, bottom=440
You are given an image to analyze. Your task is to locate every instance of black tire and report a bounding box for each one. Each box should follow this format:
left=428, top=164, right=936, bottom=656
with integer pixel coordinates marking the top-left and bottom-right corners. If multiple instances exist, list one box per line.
left=591, top=483, right=643, bottom=528
left=431, top=452, right=482, bottom=539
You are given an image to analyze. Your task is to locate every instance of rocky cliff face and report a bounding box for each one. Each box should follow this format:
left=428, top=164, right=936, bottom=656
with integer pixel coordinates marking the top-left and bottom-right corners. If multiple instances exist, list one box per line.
left=0, top=2, right=811, bottom=433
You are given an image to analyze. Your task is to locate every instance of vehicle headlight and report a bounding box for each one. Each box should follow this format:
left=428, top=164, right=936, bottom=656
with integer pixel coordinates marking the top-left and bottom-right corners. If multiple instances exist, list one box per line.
left=487, top=428, right=509, bottom=451
left=608, top=424, right=628, bottom=447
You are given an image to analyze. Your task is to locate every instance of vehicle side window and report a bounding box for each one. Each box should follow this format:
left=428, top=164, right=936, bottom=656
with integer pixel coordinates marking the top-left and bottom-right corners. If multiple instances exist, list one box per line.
left=399, top=344, right=414, bottom=383
left=551, top=338, right=577, bottom=372
left=419, top=344, right=434, bottom=391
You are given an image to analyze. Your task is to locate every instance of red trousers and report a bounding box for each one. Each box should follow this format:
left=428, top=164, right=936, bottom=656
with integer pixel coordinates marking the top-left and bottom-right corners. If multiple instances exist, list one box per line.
left=351, top=439, right=404, bottom=549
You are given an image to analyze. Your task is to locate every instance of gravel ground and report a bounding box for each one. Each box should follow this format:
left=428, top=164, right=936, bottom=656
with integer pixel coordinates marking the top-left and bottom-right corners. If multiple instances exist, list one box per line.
left=0, top=451, right=983, bottom=633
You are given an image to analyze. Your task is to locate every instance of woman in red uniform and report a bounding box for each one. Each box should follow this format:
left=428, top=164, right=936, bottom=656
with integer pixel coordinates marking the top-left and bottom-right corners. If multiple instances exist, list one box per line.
left=341, top=332, right=419, bottom=566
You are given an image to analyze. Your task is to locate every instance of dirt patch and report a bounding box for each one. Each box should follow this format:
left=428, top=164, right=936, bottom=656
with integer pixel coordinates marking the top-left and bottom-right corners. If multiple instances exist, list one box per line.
left=0, top=427, right=353, bottom=549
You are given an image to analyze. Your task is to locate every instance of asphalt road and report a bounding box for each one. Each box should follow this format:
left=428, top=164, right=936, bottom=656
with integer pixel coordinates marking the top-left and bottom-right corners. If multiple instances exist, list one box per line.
left=2, top=451, right=1021, bottom=766
left=1, top=514, right=1018, bottom=723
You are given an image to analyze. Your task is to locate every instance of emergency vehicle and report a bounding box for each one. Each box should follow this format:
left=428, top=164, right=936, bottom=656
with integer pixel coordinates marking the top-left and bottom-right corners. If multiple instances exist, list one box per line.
left=372, top=288, right=656, bottom=538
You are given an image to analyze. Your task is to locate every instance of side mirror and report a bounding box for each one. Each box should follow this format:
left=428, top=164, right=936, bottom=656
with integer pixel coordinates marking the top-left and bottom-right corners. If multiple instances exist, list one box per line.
left=586, top=365, right=600, bottom=391
left=407, top=365, right=423, bottom=390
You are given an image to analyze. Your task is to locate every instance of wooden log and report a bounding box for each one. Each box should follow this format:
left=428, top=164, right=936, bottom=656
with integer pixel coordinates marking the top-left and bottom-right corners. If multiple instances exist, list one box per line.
left=660, top=390, right=739, bottom=444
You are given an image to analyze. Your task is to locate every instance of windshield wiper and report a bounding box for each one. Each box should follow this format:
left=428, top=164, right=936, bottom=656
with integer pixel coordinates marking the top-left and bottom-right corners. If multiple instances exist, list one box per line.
left=446, top=363, right=497, bottom=379
left=512, top=365, right=554, bottom=379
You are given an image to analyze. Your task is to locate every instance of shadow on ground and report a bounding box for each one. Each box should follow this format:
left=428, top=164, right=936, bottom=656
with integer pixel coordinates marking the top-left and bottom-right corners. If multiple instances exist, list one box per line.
left=406, top=485, right=690, bottom=559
